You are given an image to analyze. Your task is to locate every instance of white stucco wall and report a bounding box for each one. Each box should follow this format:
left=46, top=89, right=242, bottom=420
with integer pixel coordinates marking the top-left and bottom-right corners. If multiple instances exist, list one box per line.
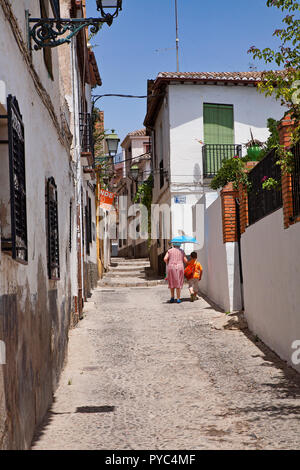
left=196, top=192, right=242, bottom=312
left=0, top=2, right=73, bottom=298
left=151, top=81, right=285, bottom=268
left=241, top=210, right=300, bottom=373
left=168, top=83, right=286, bottom=185
left=170, top=191, right=203, bottom=256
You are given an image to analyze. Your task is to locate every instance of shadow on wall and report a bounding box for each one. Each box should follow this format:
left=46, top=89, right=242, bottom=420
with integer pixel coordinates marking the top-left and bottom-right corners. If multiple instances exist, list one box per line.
left=0, top=256, right=71, bottom=449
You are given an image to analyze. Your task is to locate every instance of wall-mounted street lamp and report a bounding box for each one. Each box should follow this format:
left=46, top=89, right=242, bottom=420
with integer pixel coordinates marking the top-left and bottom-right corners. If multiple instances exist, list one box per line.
left=26, top=0, right=122, bottom=51
left=130, top=164, right=140, bottom=181
left=105, top=130, right=120, bottom=157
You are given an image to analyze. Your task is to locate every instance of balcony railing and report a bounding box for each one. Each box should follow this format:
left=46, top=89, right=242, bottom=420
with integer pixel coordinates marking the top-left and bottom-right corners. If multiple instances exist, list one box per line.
left=248, top=148, right=282, bottom=226
left=203, top=144, right=242, bottom=178
left=79, top=112, right=94, bottom=157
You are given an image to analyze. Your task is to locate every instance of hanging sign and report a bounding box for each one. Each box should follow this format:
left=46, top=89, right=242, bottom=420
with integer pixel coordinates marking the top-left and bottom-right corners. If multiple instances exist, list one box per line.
left=99, top=188, right=115, bottom=211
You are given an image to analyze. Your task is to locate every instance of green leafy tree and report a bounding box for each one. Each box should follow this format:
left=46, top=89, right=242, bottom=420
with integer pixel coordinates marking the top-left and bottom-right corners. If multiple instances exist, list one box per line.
left=248, top=0, right=300, bottom=120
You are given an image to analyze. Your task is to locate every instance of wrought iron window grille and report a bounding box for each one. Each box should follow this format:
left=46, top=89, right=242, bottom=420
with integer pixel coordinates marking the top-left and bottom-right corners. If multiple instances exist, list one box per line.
left=47, top=177, right=60, bottom=280
left=79, top=112, right=94, bottom=157
left=0, top=95, right=28, bottom=263
left=26, top=1, right=122, bottom=51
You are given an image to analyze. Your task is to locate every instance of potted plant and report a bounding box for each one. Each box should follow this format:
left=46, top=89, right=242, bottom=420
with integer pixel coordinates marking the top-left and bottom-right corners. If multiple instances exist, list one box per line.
left=245, top=129, right=265, bottom=161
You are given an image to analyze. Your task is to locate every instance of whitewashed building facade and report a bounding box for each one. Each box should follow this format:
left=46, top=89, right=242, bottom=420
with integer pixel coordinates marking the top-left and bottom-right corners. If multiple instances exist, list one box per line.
left=144, top=71, right=285, bottom=279
left=117, top=129, right=151, bottom=258
left=0, top=0, right=101, bottom=449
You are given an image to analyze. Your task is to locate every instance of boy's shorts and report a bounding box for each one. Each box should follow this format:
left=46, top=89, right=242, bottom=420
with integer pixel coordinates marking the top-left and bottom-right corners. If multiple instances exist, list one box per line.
left=188, top=278, right=199, bottom=293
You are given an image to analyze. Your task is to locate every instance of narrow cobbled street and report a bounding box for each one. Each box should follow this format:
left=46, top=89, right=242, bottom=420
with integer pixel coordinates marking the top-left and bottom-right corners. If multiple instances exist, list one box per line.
left=31, top=259, right=300, bottom=450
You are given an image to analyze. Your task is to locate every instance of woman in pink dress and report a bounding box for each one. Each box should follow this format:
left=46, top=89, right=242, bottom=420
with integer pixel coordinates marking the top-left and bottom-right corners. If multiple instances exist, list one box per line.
left=164, top=243, right=188, bottom=303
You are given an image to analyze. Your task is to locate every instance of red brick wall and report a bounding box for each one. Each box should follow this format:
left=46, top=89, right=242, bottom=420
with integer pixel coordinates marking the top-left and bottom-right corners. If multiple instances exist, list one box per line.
left=220, top=162, right=259, bottom=241
left=278, top=114, right=297, bottom=229
left=239, top=162, right=259, bottom=234
left=221, top=183, right=239, bottom=243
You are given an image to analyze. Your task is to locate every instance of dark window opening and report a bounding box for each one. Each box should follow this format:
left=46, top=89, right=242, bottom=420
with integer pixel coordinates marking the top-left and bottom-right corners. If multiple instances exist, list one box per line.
left=79, top=113, right=94, bottom=156
left=159, top=160, right=164, bottom=188
left=46, top=177, right=60, bottom=279
left=0, top=95, right=28, bottom=263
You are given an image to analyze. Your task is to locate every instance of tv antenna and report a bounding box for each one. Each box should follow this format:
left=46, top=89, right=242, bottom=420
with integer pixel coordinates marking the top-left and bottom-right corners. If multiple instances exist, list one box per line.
left=175, top=0, right=179, bottom=72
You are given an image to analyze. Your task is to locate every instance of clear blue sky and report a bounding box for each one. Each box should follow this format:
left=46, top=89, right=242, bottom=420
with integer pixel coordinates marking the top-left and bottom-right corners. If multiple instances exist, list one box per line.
left=86, top=0, right=287, bottom=144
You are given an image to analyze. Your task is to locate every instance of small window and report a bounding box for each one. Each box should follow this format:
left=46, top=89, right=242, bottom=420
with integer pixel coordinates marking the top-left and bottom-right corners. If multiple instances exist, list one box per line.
left=46, top=177, right=60, bottom=280
left=143, top=142, right=151, bottom=154
left=159, top=160, right=164, bottom=189
left=0, top=95, right=28, bottom=263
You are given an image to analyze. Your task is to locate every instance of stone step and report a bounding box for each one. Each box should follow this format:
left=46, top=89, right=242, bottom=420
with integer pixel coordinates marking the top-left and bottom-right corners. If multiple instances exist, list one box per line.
left=105, top=271, right=146, bottom=278
left=109, top=266, right=148, bottom=272
left=112, top=258, right=149, bottom=262
left=110, top=259, right=150, bottom=265
left=110, top=263, right=150, bottom=269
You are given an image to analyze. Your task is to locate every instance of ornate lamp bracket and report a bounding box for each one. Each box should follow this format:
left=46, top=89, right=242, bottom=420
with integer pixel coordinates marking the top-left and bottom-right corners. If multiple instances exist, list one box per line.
left=26, top=10, right=113, bottom=51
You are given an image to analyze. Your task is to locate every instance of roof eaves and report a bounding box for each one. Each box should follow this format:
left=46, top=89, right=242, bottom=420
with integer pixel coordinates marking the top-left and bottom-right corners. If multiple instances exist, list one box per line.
left=144, top=82, right=167, bottom=128
left=88, top=50, right=102, bottom=87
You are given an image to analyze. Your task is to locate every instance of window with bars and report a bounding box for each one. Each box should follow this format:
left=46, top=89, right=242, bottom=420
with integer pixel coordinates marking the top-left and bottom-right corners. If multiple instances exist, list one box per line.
left=0, top=95, right=28, bottom=263
left=79, top=113, right=94, bottom=155
left=46, top=177, right=60, bottom=279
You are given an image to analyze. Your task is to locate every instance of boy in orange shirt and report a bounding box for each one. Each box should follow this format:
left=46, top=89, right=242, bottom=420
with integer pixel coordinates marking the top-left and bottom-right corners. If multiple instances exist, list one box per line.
left=184, top=251, right=203, bottom=302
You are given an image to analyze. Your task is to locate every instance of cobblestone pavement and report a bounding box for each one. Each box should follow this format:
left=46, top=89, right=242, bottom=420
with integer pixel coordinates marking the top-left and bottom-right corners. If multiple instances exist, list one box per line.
left=32, top=285, right=300, bottom=450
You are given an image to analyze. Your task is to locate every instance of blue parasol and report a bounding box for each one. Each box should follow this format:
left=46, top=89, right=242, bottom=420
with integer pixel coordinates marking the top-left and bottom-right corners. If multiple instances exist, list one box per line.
left=170, top=236, right=200, bottom=244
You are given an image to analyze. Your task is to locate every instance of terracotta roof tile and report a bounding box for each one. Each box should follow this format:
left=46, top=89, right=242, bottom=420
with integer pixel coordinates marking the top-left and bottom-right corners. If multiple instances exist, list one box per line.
left=156, top=71, right=285, bottom=82
left=128, top=128, right=146, bottom=136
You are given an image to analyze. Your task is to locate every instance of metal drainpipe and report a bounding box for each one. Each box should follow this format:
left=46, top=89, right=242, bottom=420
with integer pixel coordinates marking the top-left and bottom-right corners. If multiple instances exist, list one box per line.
left=71, top=38, right=84, bottom=317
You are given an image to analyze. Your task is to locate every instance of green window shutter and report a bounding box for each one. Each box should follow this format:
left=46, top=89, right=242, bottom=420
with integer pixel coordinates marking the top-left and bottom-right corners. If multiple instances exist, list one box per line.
left=203, top=103, right=234, bottom=144
left=203, top=104, right=234, bottom=177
